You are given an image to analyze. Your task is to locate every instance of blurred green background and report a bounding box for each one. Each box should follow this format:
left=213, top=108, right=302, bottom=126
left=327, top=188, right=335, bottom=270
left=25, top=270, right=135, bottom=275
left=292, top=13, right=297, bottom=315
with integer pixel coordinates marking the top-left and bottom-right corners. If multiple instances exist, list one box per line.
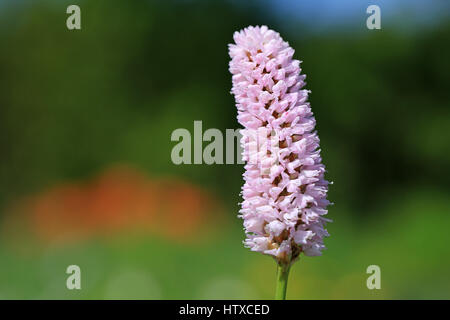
left=0, top=0, right=449, bottom=299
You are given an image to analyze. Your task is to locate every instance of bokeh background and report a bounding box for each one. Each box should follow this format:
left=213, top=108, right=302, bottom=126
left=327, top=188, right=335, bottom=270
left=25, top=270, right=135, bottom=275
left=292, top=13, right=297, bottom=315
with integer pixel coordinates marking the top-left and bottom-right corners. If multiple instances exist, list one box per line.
left=0, top=0, right=449, bottom=299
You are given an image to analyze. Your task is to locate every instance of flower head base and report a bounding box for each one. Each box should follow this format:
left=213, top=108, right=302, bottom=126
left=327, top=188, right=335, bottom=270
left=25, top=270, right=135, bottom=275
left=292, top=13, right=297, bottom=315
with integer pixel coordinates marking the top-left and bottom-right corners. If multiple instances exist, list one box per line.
left=229, top=26, right=331, bottom=264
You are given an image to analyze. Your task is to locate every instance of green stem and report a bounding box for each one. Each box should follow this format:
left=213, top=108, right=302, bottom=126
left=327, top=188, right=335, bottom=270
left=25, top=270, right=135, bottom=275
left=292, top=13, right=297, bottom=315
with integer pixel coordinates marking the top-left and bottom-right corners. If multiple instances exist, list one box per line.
left=275, top=263, right=290, bottom=300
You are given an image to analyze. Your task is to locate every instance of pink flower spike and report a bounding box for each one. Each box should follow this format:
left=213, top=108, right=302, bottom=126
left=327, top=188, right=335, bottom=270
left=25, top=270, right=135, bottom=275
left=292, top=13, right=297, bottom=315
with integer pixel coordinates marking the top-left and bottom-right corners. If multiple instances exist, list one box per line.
left=229, top=26, right=331, bottom=267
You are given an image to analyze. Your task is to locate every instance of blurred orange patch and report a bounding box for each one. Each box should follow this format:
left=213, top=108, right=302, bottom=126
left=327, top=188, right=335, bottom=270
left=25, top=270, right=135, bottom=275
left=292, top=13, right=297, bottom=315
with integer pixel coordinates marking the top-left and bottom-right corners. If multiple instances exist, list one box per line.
left=2, top=165, right=224, bottom=246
